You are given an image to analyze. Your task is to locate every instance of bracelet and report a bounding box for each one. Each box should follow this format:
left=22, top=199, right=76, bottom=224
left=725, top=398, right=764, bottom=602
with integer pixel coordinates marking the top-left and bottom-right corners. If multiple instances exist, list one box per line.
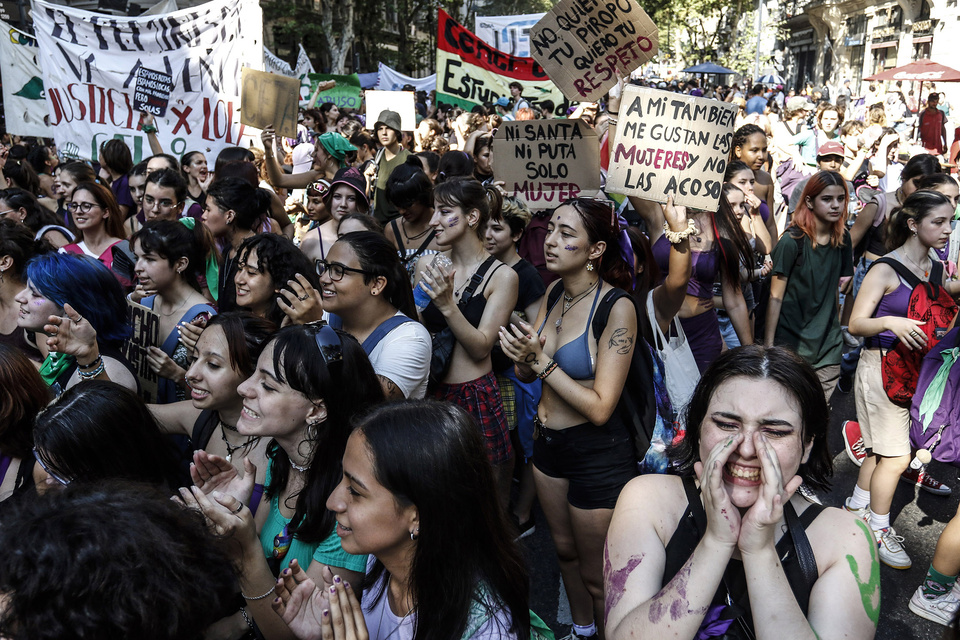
left=78, top=360, right=105, bottom=379
left=537, top=359, right=559, bottom=380
left=662, top=219, right=698, bottom=244
left=241, top=585, right=276, bottom=601
left=142, top=124, right=158, bottom=134
left=78, top=355, right=103, bottom=370
left=239, top=606, right=255, bottom=629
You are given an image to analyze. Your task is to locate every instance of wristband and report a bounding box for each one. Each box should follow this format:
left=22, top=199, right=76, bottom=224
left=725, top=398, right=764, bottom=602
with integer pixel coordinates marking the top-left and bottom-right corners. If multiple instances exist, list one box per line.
left=662, top=219, right=697, bottom=244
left=537, top=359, right=559, bottom=380
left=78, top=355, right=103, bottom=370
left=241, top=585, right=276, bottom=601
left=142, top=124, right=158, bottom=134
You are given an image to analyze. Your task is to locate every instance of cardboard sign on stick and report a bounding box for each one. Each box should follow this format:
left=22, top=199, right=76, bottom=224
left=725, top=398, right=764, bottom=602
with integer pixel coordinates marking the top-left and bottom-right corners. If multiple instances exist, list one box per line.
left=530, top=0, right=658, bottom=103
left=606, top=87, right=737, bottom=211
left=123, top=300, right=160, bottom=403
left=494, top=118, right=600, bottom=209
left=240, top=67, right=301, bottom=139
left=364, top=90, right=416, bottom=131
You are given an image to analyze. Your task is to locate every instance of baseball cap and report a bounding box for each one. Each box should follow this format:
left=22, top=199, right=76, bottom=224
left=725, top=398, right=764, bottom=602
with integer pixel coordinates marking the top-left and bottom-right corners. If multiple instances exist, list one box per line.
left=786, top=96, right=813, bottom=112
left=495, top=97, right=511, bottom=108
left=817, top=141, right=845, bottom=158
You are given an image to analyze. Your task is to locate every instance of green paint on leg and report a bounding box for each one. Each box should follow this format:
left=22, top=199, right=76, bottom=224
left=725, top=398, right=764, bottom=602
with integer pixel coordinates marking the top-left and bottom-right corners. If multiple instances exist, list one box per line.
left=846, top=519, right=881, bottom=625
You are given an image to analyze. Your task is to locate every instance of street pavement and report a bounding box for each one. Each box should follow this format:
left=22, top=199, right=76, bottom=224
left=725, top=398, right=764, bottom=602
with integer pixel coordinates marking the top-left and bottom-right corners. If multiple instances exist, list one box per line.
left=519, top=386, right=958, bottom=639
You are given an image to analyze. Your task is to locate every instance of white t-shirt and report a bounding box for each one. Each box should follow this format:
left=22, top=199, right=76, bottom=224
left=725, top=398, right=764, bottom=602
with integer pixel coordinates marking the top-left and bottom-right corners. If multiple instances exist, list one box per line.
left=366, top=312, right=431, bottom=400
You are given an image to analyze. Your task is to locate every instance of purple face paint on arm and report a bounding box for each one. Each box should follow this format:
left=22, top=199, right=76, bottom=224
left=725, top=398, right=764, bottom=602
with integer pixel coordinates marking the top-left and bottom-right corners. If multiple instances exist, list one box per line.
left=603, top=542, right=644, bottom=623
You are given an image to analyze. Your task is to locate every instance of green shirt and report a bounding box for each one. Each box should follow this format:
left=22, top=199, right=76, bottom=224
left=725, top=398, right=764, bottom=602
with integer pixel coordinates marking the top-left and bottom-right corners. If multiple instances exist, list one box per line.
left=771, top=229, right=853, bottom=368
left=374, top=148, right=410, bottom=223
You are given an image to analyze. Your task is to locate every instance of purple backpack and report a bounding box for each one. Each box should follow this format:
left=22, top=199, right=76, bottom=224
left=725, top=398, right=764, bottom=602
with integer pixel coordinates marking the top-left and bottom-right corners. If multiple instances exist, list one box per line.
left=910, top=327, right=960, bottom=465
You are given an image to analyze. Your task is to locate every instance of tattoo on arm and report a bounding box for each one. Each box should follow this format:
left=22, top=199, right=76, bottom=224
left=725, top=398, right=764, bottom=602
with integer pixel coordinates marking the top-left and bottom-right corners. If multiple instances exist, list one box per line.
left=608, top=328, right=635, bottom=355
left=377, top=375, right=404, bottom=400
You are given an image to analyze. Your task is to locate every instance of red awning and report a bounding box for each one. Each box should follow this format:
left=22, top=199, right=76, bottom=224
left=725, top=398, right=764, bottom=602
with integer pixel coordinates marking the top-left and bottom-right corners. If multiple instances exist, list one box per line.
left=864, top=57, right=960, bottom=81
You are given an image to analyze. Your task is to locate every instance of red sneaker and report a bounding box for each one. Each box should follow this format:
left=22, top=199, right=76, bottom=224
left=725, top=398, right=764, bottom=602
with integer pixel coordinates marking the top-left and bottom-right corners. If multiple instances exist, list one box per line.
left=901, top=466, right=953, bottom=496
left=843, top=420, right=866, bottom=467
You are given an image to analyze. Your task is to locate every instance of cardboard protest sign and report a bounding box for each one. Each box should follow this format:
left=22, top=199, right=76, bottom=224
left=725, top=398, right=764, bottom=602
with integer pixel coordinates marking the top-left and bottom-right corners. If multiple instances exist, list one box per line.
left=308, top=72, right=362, bottom=109
left=123, top=300, right=160, bottom=403
left=32, top=0, right=263, bottom=163
left=240, top=67, right=300, bottom=139
left=607, top=87, right=737, bottom=211
left=530, top=0, right=658, bottom=103
left=364, top=90, right=416, bottom=131
left=133, top=67, right=173, bottom=117
left=494, top=118, right=600, bottom=209
left=436, top=9, right=569, bottom=117
left=0, top=20, right=49, bottom=137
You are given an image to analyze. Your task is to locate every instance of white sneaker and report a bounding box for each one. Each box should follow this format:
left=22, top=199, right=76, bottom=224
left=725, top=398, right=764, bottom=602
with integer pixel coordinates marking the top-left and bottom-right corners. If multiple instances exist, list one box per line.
left=843, top=499, right=869, bottom=522
left=909, top=585, right=960, bottom=626
left=875, top=526, right=912, bottom=569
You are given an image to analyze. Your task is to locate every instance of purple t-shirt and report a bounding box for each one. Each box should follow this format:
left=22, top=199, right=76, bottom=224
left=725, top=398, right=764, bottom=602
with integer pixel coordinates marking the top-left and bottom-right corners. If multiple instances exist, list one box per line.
left=111, top=174, right=136, bottom=212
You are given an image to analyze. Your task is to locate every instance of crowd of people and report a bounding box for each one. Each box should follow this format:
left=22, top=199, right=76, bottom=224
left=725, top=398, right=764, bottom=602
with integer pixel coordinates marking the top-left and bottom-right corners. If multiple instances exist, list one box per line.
left=0, top=71, right=959, bottom=640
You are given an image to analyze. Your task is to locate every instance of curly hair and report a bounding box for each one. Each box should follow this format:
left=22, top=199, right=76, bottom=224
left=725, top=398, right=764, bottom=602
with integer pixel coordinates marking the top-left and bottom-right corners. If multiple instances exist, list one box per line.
left=0, top=481, right=238, bottom=640
left=730, top=124, right=765, bottom=161
left=228, top=233, right=319, bottom=326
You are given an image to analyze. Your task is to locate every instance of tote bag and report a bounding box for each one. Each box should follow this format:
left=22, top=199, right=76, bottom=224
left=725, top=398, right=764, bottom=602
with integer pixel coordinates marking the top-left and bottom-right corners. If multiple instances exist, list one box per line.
left=646, top=291, right=700, bottom=415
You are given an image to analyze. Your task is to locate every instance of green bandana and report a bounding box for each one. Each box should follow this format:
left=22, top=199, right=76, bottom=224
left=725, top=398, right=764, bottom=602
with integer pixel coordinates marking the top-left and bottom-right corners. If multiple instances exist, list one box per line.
left=39, top=351, right=76, bottom=387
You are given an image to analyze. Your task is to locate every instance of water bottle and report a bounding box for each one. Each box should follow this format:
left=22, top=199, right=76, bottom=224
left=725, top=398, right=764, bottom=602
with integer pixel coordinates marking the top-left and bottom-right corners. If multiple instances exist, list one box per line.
left=414, top=254, right=452, bottom=312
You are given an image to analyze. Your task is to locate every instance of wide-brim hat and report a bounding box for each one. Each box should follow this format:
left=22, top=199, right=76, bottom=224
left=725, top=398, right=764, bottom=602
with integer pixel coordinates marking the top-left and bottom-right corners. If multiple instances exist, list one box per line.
left=374, top=110, right=403, bottom=134
left=324, top=167, right=369, bottom=210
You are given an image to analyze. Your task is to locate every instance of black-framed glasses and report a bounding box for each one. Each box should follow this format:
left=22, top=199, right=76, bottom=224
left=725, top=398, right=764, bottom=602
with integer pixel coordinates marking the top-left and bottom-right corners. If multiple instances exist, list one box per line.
left=315, top=259, right=374, bottom=282
left=66, top=201, right=102, bottom=213
left=313, top=321, right=343, bottom=367
left=33, top=447, right=71, bottom=486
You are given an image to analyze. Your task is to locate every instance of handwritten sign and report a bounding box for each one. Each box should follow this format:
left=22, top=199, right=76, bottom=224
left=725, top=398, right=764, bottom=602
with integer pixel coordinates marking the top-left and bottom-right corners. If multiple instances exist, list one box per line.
left=364, top=90, right=416, bottom=131
left=607, top=87, right=737, bottom=210
left=530, top=0, right=658, bottom=103
left=132, top=67, right=173, bottom=117
left=123, top=299, right=160, bottom=403
left=494, top=118, right=600, bottom=209
left=307, top=72, right=362, bottom=109
left=240, top=67, right=301, bottom=139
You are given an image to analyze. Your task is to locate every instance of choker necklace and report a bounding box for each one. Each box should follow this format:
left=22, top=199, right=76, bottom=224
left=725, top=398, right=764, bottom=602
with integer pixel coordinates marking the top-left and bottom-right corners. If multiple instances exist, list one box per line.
left=401, top=219, right=432, bottom=242
left=557, top=280, right=599, bottom=334
left=289, top=458, right=310, bottom=472
left=218, top=421, right=259, bottom=463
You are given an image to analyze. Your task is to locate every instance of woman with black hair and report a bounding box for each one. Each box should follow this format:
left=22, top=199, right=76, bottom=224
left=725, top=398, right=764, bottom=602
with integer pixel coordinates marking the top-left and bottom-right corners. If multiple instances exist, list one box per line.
left=323, top=231, right=431, bottom=399
left=437, top=150, right=475, bottom=183
left=473, top=134, right=495, bottom=184
left=182, top=323, right=385, bottom=638
left=498, top=195, right=639, bottom=639
left=261, top=401, right=541, bottom=640
left=384, top=157, right=441, bottom=283
left=32, top=381, right=186, bottom=492
left=130, top=220, right=217, bottom=403
left=730, top=124, right=778, bottom=247
left=180, top=150, right=211, bottom=212
left=605, top=346, right=878, bottom=640
left=0, top=187, right=73, bottom=247
left=0, top=220, right=51, bottom=359
left=53, top=160, right=96, bottom=225
left=98, top=138, right=135, bottom=218
left=202, top=176, right=273, bottom=303
left=634, top=186, right=755, bottom=373
left=224, top=233, right=321, bottom=328
left=417, top=177, right=518, bottom=506
left=25, top=144, right=58, bottom=199
left=0, top=343, right=49, bottom=501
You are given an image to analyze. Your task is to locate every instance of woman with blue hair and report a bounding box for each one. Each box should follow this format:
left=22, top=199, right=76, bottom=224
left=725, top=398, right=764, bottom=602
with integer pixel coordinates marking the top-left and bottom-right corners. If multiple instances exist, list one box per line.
left=16, top=251, right=136, bottom=395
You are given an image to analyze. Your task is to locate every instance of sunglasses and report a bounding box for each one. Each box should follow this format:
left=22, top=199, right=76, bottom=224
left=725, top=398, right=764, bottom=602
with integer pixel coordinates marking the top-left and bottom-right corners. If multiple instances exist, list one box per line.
left=34, top=447, right=71, bottom=486
left=313, top=321, right=343, bottom=368
left=307, top=180, right=330, bottom=198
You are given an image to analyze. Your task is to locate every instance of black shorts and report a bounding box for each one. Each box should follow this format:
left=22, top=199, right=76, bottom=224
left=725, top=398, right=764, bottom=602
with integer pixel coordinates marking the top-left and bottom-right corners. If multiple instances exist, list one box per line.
left=533, top=414, right=637, bottom=510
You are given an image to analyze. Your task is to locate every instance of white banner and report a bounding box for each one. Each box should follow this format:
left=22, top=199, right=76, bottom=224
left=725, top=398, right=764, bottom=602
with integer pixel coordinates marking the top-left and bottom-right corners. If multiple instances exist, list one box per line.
left=0, top=21, right=50, bottom=138
left=32, top=0, right=263, bottom=162
left=474, top=13, right=545, bottom=58
left=376, top=62, right=436, bottom=94
left=265, top=43, right=315, bottom=101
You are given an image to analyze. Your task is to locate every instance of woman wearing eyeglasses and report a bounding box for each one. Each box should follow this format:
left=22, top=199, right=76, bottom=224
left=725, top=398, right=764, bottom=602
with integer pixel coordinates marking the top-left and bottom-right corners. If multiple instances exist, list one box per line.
left=0, top=187, right=74, bottom=248
left=498, top=196, right=639, bottom=640
left=62, top=182, right=136, bottom=290
left=180, top=323, right=385, bottom=639
left=321, top=231, right=430, bottom=400
left=416, top=177, right=519, bottom=508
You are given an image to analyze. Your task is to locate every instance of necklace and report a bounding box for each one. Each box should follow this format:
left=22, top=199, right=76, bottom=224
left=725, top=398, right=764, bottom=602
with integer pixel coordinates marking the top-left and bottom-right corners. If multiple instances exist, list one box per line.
left=401, top=218, right=432, bottom=242
left=218, top=421, right=259, bottom=463
left=899, top=249, right=930, bottom=279
left=157, top=294, right=191, bottom=318
left=289, top=458, right=310, bottom=473
left=453, top=254, right=488, bottom=298
left=378, top=576, right=415, bottom=640
left=556, top=280, right=599, bottom=334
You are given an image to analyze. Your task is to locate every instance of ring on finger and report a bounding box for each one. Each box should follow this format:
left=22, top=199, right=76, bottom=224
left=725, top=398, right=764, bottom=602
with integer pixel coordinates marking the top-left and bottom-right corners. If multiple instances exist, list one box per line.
left=297, top=294, right=308, bottom=301
left=231, top=503, right=243, bottom=515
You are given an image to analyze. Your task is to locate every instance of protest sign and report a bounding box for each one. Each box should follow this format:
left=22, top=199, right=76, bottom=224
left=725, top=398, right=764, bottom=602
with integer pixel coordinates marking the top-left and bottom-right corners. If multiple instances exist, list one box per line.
left=32, top=0, right=263, bottom=163
left=436, top=9, right=569, bottom=117
left=124, top=300, right=161, bottom=403
left=475, top=13, right=545, bottom=58
left=365, top=90, right=416, bottom=131
left=240, top=67, right=300, bottom=139
left=606, top=86, right=737, bottom=210
left=0, top=21, right=49, bottom=137
left=308, top=72, right=362, bottom=109
left=376, top=63, right=436, bottom=94
left=530, top=0, right=658, bottom=103
left=494, top=118, right=600, bottom=209
left=133, top=67, right=173, bottom=117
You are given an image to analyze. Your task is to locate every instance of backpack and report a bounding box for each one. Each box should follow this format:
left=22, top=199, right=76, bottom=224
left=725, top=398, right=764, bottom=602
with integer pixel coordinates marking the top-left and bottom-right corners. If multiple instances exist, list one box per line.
left=545, top=285, right=659, bottom=462
left=871, top=257, right=957, bottom=406
left=910, top=327, right=960, bottom=465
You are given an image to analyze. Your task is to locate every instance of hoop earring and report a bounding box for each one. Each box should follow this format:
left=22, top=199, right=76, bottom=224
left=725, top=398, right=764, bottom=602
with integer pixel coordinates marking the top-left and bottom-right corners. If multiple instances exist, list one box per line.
left=586, top=261, right=595, bottom=272
left=410, top=529, right=419, bottom=541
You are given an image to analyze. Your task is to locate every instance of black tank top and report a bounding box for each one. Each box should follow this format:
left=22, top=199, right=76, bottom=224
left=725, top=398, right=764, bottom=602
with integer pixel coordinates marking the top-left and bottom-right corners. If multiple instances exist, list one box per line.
left=420, top=257, right=502, bottom=334
left=662, top=477, right=825, bottom=639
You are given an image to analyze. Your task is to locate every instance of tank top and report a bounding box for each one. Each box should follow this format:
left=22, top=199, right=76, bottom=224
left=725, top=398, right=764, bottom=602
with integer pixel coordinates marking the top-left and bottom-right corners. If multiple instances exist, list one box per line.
left=420, top=257, right=502, bottom=333
left=651, top=235, right=719, bottom=299
left=190, top=409, right=264, bottom=515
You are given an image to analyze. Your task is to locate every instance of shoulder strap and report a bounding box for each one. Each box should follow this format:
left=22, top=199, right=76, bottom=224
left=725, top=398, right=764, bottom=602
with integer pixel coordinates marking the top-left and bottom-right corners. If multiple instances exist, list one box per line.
left=783, top=501, right=820, bottom=613
left=459, top=256, right=497, bottom=304
left=873, top=256, right=922, bottom=289
left=546, top=281, right=564, bottom=311
left=327, top=314, right=343, bottom=330
left=405, top=230, right=438, bottom=266
left=477, top=263, right=505, bottom=297
left=191, top=410, right=218, bottom=447
left=389, top=219, right=401, bottom=242
left=361, top=315, right=415, bottom=354
left=591, top=288, right=631, bottom=342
